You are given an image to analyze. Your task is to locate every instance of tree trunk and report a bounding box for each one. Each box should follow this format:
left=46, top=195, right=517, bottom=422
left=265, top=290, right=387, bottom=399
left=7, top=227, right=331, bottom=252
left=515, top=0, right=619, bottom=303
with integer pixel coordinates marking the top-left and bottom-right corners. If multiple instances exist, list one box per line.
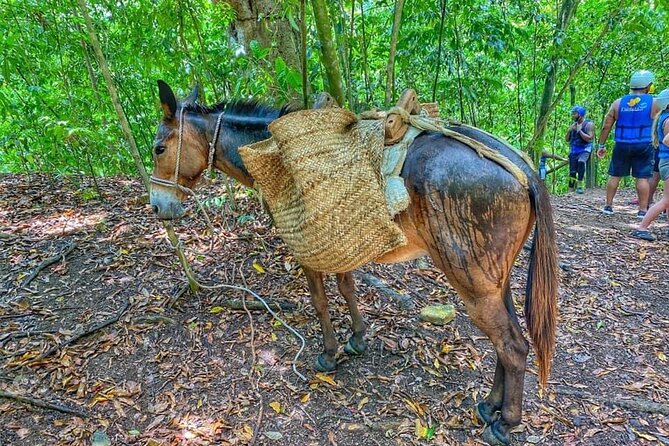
left=224, top=0, right=301, bottom=72
left=78, top=0, right=199, bottom=292
left=384, top=0, right=405, bottom=106
left=526, top=0, right=580, bottom=163
left=431, top=0, right=447, bottom=102
left=311, top=0, right=345, bottom=106
left=359, top=1, right=371, bottom=104
left=452, top=13, right=465, bottom=122
left=525, top=14, right=614, bottom=162
left=76, top=0, right=149, bottom=189
left=300, top=0, right=308, bottom=108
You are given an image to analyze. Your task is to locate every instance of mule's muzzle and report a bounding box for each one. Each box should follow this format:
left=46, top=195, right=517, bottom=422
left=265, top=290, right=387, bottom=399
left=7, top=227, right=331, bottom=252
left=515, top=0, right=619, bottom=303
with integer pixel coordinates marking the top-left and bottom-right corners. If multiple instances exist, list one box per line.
left=150, top=189, right=185, bottom=220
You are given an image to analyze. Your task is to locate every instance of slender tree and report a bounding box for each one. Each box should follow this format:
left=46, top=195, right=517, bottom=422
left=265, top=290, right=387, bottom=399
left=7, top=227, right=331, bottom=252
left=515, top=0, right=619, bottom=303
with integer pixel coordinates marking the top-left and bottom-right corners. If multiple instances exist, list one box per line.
left=76, top=0, right=149, bottom=189
left=526, top=0, right=580, bottom=161
left=77, top=0, right=199, bottom=291
left=385, top=0, right=405, bottom=106
left=311, top=0, right=345, bottom=106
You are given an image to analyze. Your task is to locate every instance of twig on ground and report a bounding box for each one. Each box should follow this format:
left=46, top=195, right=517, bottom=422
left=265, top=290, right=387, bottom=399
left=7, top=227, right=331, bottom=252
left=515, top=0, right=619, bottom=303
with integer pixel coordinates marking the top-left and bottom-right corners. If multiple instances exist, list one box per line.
left=555, top=385, right=669, bottom=416
left=0, top=390, right=88, bottom=418
left=249, top=403, right=264, bottom=446
left=22, top=242, right=77, bottom=286
left=168, top=284, right=190, bottom=307
left=0, top=313, right=34, bottom=321
left=29, top=298, right=130, bottom=364
left=0, top=330, right=58, bottom=348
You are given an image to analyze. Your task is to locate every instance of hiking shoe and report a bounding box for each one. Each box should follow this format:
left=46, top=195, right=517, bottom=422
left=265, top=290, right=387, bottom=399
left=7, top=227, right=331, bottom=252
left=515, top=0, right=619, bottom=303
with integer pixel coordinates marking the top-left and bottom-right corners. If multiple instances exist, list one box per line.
left=637, top=210, right=647, bottom=219
left=602, top=205, right=614, bottom=215
left=576, top=187, right=584, bottom=194
left=631, top=229, right=655, bottom=241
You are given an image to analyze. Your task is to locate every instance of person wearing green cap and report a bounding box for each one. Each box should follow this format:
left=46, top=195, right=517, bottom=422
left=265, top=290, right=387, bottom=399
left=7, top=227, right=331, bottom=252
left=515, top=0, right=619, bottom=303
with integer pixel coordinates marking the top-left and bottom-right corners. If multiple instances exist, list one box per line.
left=565, top=105, right=594, bottom=193
left=597, top=70, right=660, bottom=218
left=632, top=88, right=669, bottom=241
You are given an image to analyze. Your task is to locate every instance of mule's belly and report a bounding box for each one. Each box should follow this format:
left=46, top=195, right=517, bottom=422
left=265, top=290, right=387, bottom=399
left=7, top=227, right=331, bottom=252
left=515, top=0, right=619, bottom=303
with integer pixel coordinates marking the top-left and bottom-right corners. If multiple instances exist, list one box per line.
left=375, top=210, right=429, bottom=264
left=375, top=242, right=428, bottom=263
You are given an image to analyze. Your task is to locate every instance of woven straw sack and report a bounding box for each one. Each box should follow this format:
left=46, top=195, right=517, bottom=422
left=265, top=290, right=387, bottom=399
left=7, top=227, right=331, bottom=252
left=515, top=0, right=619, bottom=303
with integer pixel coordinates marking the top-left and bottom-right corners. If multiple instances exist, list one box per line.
left=240, top=108, right=406, bottom=272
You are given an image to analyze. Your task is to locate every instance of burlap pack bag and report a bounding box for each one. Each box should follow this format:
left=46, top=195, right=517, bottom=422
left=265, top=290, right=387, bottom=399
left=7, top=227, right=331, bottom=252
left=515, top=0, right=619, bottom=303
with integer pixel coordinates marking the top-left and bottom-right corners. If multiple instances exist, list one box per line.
left=239, top=108, right=407, bottom=273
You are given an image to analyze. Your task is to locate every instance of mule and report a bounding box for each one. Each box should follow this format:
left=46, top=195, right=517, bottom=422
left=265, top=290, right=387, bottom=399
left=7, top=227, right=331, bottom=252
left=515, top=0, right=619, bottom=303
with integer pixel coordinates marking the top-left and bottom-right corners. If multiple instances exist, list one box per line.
left=149, top=81, right=558, bottom=445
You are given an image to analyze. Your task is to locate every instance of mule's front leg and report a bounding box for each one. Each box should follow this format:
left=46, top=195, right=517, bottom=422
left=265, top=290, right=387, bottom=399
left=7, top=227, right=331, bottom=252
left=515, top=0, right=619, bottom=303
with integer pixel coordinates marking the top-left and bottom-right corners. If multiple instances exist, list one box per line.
left=304, top=267, right=338, bottom=371
left=336, top=272, right=367, bottom=355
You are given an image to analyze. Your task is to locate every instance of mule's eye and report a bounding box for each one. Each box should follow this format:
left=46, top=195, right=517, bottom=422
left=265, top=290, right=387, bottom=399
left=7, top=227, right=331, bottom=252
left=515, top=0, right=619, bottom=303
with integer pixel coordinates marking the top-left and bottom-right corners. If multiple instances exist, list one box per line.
left=155, top=145, right=166, bottom=155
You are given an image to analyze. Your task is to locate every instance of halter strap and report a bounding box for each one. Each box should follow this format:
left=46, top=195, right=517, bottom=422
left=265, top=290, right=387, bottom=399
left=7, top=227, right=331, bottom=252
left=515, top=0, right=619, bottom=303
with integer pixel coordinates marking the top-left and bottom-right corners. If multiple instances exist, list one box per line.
left=150, top=109, right=225, bottom=193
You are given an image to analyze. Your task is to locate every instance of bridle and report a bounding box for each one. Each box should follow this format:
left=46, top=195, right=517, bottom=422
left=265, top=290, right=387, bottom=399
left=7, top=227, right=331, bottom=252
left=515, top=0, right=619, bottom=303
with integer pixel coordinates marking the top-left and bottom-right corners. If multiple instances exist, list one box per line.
left=149, top=108, right=225, bottom=196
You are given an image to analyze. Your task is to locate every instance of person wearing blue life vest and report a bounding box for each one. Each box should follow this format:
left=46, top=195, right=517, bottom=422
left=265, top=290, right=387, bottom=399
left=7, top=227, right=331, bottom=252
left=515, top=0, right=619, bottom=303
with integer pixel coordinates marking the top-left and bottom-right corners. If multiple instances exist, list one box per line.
left=597, top=70, right=661, bottom=218
left=565, top=105, right=594, bottom=194
left=632, top=89, right=669, bottom=241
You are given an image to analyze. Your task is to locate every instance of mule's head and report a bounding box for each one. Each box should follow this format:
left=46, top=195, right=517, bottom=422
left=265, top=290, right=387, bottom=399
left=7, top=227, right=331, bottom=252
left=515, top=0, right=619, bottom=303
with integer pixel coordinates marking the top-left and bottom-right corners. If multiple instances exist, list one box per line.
left=150, top=80, right=209, bottom=219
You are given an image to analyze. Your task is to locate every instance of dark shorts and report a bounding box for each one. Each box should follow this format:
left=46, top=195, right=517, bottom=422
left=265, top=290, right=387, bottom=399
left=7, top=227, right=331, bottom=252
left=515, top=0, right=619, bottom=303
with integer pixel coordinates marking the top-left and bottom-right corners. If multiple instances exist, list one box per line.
left=568, top=151, right=590, bottom=174
left=608, top=142, right=654, bottom=178
left=654, top=148, right=660, bottom=173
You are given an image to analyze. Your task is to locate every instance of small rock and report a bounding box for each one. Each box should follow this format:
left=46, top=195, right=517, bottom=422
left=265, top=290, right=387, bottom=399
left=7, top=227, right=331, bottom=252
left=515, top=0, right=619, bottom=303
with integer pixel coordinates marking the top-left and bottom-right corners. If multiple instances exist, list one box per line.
left=573, top=415, right=586, bottom=427
left=91, top=430, right=111, bottom=446
left=420, top=304, right=456, bottom=326
left=572, top=352, right=591, bottom=363
left=415, top=257, right=431, bottom=269
left=526, top=435, right=542, bottom=443
left=264, top=431, right=283, bottom=441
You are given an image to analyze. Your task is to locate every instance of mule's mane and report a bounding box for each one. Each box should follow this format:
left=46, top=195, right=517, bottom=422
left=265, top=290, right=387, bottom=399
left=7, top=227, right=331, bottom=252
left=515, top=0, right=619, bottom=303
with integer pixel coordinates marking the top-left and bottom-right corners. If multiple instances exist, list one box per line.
left=182, top=100, right=293, bottom=127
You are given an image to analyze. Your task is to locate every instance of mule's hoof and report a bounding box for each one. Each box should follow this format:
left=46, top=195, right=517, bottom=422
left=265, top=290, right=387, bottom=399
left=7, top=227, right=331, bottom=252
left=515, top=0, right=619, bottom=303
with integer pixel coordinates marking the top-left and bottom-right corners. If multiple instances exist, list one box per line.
left=343, top=337, right=367, bottom=356
left=314, top=353, right=337, bottom=372
left=475, top=401, right=500, bottom=425
left=482, top=422, right=510, bottom=446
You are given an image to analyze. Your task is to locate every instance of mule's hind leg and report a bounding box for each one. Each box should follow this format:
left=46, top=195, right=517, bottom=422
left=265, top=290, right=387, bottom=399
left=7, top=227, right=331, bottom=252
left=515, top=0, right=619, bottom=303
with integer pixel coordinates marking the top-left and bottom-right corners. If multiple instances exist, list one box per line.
left=304, top=267, right=338, bottom=371
left=476, top=279, right=521, bottom=425
left=336, top=272, right=367, bottom=355
left=462, top=291, right=528, bottom=446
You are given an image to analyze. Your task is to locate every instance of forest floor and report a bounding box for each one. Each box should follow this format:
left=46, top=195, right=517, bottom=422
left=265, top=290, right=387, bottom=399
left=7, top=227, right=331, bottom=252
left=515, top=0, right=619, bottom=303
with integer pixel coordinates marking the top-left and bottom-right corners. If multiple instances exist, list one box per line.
left=1, top=173, right=668, bottom=446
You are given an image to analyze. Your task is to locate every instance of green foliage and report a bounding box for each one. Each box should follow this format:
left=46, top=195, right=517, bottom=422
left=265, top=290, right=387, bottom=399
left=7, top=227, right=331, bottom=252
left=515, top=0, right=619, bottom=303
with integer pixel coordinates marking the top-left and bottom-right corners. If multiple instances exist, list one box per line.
left=0, top=0, right=668, bottom=192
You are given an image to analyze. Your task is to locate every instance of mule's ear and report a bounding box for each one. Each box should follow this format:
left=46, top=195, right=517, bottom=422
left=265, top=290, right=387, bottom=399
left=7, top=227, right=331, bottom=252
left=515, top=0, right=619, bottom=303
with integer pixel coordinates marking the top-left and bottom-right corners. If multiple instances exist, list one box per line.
left=157, top=80, right=177, bottom=119
left=183, top=85, right=200, bottom=106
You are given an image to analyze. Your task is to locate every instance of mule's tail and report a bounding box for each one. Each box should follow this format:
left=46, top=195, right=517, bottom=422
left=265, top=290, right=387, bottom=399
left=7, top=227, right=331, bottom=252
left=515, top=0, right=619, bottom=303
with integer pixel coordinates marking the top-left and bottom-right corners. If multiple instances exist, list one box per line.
left=525, top=179, right=558, bottom=388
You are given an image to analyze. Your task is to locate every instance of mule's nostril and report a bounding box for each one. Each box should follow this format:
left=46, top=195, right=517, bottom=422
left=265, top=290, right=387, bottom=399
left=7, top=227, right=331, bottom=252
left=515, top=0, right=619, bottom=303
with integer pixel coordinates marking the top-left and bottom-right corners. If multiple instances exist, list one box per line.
left=152, top=205, right=159, bottom=214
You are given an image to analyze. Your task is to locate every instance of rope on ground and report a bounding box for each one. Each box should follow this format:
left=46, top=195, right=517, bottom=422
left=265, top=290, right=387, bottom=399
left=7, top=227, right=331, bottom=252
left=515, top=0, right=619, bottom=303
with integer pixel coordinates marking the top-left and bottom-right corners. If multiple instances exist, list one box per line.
left=172, top=249, right=308, bottom=382
left=198, top=281, right=308, bottom=382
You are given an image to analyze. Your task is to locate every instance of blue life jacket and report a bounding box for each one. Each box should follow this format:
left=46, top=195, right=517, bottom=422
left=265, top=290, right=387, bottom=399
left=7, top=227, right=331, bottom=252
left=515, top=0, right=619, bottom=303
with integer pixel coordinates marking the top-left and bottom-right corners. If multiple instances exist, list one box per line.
left=569, top=119, right=592, bottom=154
left=658, top=111, right=669, bottom=159
left=615, top=94, right=653, bottom=143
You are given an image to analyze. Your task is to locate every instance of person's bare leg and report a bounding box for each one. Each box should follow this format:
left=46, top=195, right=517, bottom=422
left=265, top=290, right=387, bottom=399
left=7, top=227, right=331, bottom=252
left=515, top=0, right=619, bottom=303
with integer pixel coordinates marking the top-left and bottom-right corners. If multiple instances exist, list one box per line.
left=606, top=176, right=621, bottom=206
left=636, top=178, right=650, bottom=212
left=638, top=187, right=669, bottom=230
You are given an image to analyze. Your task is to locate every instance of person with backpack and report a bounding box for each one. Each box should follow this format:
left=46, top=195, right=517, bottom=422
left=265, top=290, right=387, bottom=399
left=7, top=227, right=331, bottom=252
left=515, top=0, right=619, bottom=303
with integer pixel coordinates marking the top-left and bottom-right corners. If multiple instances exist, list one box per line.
left=631, top=89, right=669, bottom=241
left=565, top=105, right=594, bottom=194
left=597, top=70, right=660, bottom=217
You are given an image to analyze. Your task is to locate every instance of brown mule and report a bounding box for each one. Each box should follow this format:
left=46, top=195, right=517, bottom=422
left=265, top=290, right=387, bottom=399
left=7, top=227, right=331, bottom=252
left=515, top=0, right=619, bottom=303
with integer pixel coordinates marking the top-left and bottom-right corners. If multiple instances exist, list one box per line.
left=149, top=81, right=558, bottom=445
